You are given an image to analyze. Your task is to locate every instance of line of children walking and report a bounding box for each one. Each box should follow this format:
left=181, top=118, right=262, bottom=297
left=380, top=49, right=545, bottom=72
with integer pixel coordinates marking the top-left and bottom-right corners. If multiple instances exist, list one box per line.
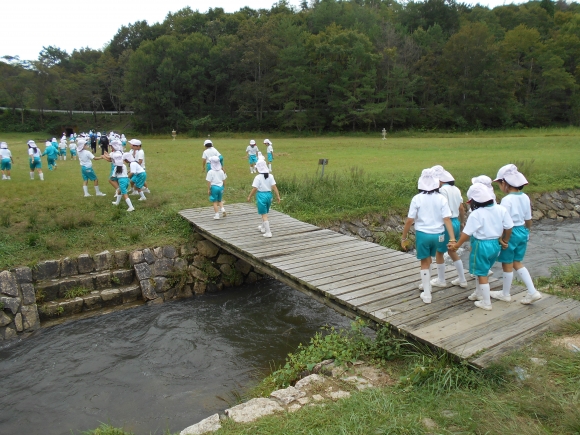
left=403, top=164, right=541, bottom=311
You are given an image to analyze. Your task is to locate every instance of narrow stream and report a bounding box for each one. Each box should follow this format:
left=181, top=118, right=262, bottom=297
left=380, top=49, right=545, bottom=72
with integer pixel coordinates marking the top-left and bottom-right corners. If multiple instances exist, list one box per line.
left=1, top=219, right=579, bottom=435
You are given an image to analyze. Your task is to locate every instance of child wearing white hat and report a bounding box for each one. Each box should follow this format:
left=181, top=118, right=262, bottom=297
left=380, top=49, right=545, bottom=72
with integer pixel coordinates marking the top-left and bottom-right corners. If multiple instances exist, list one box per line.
left=42, top=141, right=59, bottom=171
left=247, top=160, right=281, bottom=237
left=491, top=164, right=541, bottom=305
left=401, top=169, right=455, bottom=304
left=77, top=139, right=107, bottom=197
left=206, top=156, right=227, bottom=219
left=104, top=140, right=124, bottom=194
left=59, top=137, right=68, bottom=160
left=110, top=153, right=135, bottom=212
left=127, top=152, right=147, bottom=201
left=28, top=141, right=44, bottom=180
left=448, top=183, right=514, bottom=311
left=429, top=165, right=468, bottom=288
left=1, top=142, right=14, bottom=180
left=130, top=139, right=150, bottom=193
left=246, top=140, right=260, bottom=173
left=69, top=138, right=78, bottom=160
left=202, top=140, right=223, bottom=172
left=264, top=139, right=274, bottom=172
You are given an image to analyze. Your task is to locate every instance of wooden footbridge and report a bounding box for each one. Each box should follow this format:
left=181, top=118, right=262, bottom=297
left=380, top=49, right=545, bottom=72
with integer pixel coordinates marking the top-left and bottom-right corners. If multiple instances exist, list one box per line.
left=180, top=204, right=580, bottom=368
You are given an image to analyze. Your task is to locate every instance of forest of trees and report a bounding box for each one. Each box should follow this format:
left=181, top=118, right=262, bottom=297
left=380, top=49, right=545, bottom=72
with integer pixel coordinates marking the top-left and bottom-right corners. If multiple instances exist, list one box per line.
left=2, top=0, right=580, bottom=133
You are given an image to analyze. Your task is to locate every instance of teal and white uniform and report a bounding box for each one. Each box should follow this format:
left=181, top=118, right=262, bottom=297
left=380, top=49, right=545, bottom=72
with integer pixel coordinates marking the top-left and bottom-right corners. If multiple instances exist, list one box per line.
left=206, top=167, right=227, bottom=203
left=497, top=192, right=532, bottom=263
left=202, top=147, right=222, bottom=172
left=42, top=144, right=58, bottom=170
left=1, top=148, right=12, bottom=170
left=439, top=183, right=463, bottom=247
left=246, top=145, right=259, bottom=164
left=252, top=173, right=276, bottom=214
left=407, top=193, right=451, bottom=260
left=78, top=150, right=98, bottom=181
left=463, top=204, right=513, bottom=276
left=69, top=141, right=77, bottom=157
left=266, top=144, right=273, bottom=162
left=59, top=139, right=67, bottom=156
left=115, top=163, right=130, bottom=194
left=109, top=151, right=123, bottom=181
left=129, top=161, right=147, bottom=189
left=28, top=147, right=42, bottom=170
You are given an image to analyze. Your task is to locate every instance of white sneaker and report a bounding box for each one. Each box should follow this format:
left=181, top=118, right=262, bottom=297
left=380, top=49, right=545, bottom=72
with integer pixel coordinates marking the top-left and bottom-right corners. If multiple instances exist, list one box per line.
left=468, top=292, right=483, bottom=301
left=490, top=291, right=511, bottom=302
left=418, top=278, right=447, bottom=290
left=96, top=192, right=106, bottom=196
left=263, top=232, right=272, bottom=238
left=420, top=292, right=432, bottom=304
left=451, top=278, right=468, bottom=288
left=258, top=225, right=265, bottom=233
left=521, top=292, right=542, bottom=305
left=474, top=301, right=492, bottom=311
left=214, top=213, right=220, bottom=220
left=220, top=208, right=225, bottom=212
left=127, top=207, right=135, bottom=212
left=112, top=201, right=119, bottom=206
left=143, top=188, right=150, bottom=193
left=84, top=194, right=92, bottom=197
left=138, top=197, right=147, bottom=201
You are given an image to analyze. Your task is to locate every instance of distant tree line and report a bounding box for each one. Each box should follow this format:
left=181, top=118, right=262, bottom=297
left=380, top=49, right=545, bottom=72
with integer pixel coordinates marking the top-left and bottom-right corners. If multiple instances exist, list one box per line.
left=1, top=0, right=580, bottom=133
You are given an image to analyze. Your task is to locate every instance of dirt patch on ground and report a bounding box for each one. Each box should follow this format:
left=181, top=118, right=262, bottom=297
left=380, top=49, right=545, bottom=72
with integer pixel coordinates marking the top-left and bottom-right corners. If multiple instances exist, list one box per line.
left=552, top=335, right=580, bottom=352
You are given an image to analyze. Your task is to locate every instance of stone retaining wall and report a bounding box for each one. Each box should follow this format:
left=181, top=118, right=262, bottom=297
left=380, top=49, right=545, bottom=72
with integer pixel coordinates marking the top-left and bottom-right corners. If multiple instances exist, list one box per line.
left=0, top=233, right=264, bottom=341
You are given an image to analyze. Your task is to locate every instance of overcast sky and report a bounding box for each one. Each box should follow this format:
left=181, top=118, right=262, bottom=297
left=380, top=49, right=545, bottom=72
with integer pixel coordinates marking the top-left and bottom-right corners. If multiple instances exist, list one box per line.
left=2, top=0, right=522, bottom=61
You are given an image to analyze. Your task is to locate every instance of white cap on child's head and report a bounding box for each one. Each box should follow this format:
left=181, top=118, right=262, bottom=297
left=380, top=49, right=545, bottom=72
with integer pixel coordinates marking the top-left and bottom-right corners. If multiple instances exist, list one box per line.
left=418, top=168, right=439, bottom=191
left=256, top=160, right=269, bottom=174
left=467, top=183, right=494, bottom=203
left=249, top=139, right=256, bottom=145
left=129, top=139, right=142, bottom=146
left=0, top=142, right=7, bottom=149
left=493, top=164, right=528, bottom=187
left=209, top=155, right=221, bottom=171
left=204, top=139, right=213, bottom=146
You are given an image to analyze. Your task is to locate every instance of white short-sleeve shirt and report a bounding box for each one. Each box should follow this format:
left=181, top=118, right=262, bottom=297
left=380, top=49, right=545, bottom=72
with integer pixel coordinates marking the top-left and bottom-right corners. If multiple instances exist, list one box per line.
left=28, top=148, right=41, bottom=158
left=500, top=192, right=532, bottom=226
left=59, top=141, right=67, bottom=149
left=407, top=193, right=452, bottom=234
left=78, top=150, right=95, bottom=168
left=246, top=146, right=259, bottom=156
left=202, top=148, right=221, bottom=160
left=462, top=204, right=513, bottom=240
left=206, top=169, right=227, bottom=187
left=439, top=184, right=463, bottom=219
left=266, top=145, right=273, bottom=153
left=113, top=163, right=128, bottom=178
left=0, top=149, right=12, bottom=159
left=134, top=149, right=145, bottom=169
left=129, top=161, right=145, bottom=175
left=252, top=174, right=276, bottom=192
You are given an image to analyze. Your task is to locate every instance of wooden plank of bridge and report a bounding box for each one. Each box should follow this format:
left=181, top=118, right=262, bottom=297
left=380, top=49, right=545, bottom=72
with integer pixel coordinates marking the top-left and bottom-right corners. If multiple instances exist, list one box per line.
left=180, top=203, right=580, bottom=368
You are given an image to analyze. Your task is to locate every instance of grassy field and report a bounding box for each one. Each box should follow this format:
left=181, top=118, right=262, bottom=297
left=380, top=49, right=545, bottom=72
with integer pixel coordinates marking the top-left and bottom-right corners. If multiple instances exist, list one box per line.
left=1, top=128, right=580, bottom=269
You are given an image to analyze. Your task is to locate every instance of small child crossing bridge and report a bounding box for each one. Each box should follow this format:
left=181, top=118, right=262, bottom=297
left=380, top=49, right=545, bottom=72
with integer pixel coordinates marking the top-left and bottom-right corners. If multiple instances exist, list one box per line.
left=180, top=203, right=580, bottom=368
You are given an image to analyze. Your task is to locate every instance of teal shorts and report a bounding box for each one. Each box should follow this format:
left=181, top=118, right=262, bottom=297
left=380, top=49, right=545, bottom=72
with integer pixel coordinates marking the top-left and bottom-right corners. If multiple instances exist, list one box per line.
left=469, top=237, right=501, bottom=277
left=1, top=159, right=11, bottom=170
left=498, top=225, right=529, bottom=263
left=59, top=149, right=67, bottom=155
left=81, top=166, right=97, bottom=181
left=47, top=158, right=56, bottom=170
left=30, top=157, right=42, bottom=170
left=267, top=152, right=273, bottom=162
left=209, top=185, right=224, bottom=202
left=248, top=155, right=258, bottom=164
left=415, top=230, right=446, bottom=260
left=70, top=149, right=77, bottom=156
left=132, top=172, right=147, bottom=189
left=256, top=191, right=272, bottom=215
left=118, top=177, right=130, bottom=195
left=442, top=217, right=461, bottom=249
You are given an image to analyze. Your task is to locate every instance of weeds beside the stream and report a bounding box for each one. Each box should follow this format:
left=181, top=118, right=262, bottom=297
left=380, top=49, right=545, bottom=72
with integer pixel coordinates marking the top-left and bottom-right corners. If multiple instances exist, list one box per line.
left=536, top=262, right=580, bottom=301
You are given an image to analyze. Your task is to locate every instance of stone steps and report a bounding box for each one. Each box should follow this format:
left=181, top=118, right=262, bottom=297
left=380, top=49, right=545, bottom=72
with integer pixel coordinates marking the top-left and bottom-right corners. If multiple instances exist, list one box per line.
left=35, top=269, right=135, bottom=303
left=38, top=284, right=142, bottom=320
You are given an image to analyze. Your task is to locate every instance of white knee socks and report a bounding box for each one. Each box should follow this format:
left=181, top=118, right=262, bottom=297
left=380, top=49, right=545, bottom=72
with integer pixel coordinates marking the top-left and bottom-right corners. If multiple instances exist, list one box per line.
left=480, top=283, right=491, bottom=305
left=30, top=172, right=34, bottom=179
left=516, top=267, right=538, bottom=295
left=95, top=186, right=102, bottom=194
left=263, top=221, right=270, bottom=234
left=268, top=163, right=272, bottom=171
left=420, top=269, right=431, bottom=297
left=125, top=198, right=133, bottom=208
left=453, top=260, right=466, bottom=283
left=83, top=186, right=89, bottom=195
left=502, top=272, right=514, bottom=297
left=437, top=263, right=446, bottom=282
left=39, top=173, right=44, bottom=180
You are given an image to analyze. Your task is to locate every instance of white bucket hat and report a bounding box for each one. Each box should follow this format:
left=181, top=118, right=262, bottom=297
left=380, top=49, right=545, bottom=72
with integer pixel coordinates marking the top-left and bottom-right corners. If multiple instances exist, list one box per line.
left=418, top=168, right=439, bottom=191
left=209, top=155, right=221, bottom=171
left=257, top=152, right=265, bottom=161
left=263, top=139, right=271, bottom=144
left=249, top=139, right=256, bottom=145
left=0, top=142, right=7, bottom=149
left=256, top=160, right=269, bottom=174
left=129, top=139, right=142, bottom=146
left=76, top=141, right=86, bottom=152
left=204, top=139, right=213, bottom=146
left=111, top=140, right=123, bottom=152
left=431, top=165, right=454, bottom=183
left=123, top=152, right=135, bottom=162
left=467, top=183, right=494, bottom=203
left=493, top=164, right=528, bottom=187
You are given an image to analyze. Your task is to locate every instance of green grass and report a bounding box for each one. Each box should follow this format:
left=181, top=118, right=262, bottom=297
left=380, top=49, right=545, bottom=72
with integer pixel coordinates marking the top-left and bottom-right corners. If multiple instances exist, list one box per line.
left=62, top=287, right=91, bottom=299
left=1, top=128, right=580, bottom=269
left=536, top=262, right=580, bottom=301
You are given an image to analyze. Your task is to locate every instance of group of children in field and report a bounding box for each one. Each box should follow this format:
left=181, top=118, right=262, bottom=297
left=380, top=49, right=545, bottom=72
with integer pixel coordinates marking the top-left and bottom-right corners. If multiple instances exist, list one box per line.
left=401, top=164, right=541, bottom=311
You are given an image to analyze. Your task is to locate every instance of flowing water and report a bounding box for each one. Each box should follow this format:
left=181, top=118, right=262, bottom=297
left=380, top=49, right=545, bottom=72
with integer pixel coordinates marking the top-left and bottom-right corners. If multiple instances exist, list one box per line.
left=1, top=219, right=579, bottom=435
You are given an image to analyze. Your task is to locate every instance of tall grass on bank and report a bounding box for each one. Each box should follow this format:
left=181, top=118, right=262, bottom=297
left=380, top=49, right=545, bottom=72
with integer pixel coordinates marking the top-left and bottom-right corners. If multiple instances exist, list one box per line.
left=536, top=262, right=580, bottom=301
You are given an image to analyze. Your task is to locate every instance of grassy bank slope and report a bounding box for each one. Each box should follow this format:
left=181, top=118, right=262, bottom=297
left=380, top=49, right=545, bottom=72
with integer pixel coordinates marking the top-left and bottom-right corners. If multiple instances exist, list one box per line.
left=1, top=128, right=579, bottom=269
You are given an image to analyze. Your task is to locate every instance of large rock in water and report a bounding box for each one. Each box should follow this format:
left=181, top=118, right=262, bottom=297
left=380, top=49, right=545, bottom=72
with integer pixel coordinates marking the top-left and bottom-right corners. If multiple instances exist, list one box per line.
left=180, top=413, right=221, bottom=435
left=225, top=398, right=283, bottom=423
